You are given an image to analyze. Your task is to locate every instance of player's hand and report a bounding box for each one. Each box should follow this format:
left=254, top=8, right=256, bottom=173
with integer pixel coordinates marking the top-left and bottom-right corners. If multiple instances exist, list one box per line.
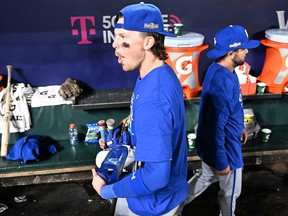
left=241, top=129, right=248, bottom=145
left=91, top=168, right=106, bottom=196
left=216, top=165, right=230, bottom=176
left=99, top=138, right=107, bottom=149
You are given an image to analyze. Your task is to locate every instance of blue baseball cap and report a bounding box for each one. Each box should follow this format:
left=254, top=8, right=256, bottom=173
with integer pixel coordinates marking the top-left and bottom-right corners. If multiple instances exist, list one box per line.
left=115, top=2, right=176, bottom=37
left=207, top=25, right=260, bottom=59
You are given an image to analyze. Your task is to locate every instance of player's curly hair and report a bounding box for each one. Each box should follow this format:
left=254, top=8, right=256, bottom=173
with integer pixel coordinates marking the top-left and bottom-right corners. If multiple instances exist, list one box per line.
left=141, top=32, right=168, bottom=61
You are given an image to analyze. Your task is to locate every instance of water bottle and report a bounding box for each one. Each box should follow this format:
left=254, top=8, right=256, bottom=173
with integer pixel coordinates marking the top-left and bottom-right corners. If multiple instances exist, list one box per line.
left=69, top=123, right=79, bottom=146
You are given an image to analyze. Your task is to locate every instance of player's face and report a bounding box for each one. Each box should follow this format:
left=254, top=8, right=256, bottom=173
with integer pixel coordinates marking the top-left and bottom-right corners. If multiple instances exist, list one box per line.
left=112, top=17, right=146, bottom=72
left=232, top=48, right=249, bottom=67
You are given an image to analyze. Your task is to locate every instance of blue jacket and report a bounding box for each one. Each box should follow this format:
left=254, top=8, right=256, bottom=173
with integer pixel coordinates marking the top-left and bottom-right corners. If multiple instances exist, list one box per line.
left=196, top=62, right=244, bottom=171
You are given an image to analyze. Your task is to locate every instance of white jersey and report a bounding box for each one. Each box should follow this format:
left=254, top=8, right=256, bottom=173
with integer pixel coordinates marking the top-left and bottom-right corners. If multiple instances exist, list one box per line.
left=0, top=83, right=32, bottom=133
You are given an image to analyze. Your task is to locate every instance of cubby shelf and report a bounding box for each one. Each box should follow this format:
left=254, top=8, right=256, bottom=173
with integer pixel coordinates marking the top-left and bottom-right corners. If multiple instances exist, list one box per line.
left=73, top=88, right=284, bottom=109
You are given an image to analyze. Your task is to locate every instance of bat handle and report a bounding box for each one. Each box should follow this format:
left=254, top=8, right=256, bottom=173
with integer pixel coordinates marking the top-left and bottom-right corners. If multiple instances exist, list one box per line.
left=98, top=120, right=107, bottom=143
left=1, top=65, right=13, bottom=157
left=1, top=123, right=10, bottom=157
left=106, top=118, right=115, bottom=138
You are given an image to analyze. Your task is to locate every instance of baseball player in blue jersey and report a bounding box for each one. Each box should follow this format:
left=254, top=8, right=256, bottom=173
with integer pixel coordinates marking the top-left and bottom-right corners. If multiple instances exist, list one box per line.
left=91, top=3, right=188, bottom=215
left=176, top=25, right=260, bottom=216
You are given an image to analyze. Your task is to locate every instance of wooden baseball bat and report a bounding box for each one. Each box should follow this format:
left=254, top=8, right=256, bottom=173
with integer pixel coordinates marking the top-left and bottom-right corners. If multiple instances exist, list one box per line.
left=1, top=65, right=13, bottom=157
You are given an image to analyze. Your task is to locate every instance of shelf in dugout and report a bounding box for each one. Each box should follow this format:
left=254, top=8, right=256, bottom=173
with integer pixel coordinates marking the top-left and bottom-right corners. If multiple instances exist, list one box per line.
left=0, top=90, right=287, bottom=186
left=73, top=88, right=133, bottom=110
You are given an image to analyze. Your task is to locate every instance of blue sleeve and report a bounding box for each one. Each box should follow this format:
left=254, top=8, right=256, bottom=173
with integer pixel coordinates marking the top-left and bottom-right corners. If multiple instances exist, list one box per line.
left=206, top=85, right=231, bottom=170
left=133, top=102, right=173, bottom=162
left=214, top=109, right=229, bottom=170
left=211, top=77, right=239, bottom=171
left=100, top=160, right=171, bottom=199
left=100, top=184, right=117, bottom=199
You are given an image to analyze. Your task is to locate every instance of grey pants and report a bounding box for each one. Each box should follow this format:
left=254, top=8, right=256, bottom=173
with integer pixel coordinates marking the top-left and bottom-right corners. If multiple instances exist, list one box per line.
left=114, top=198, right=179, bottom=216
left=176, top=161, right=242, bottom=216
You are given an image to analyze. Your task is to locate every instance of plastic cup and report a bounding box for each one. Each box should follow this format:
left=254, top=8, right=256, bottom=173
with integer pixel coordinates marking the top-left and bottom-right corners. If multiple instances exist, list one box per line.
left=187, top=133, right=196, bottom=149
left=249, top=75, right=257, bottom=83
left=260, top=128, right=272, bottom=142
left=238, top=74, right=248, bottom=84
left=257, top=82, right=267, bottom=94
left=174, top=23, right=183, bottom=36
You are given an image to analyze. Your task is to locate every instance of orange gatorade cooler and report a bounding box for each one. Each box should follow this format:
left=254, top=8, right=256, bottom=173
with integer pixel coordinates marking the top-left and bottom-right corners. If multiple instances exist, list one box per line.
left=258, top=29, right=288, bottom=93
left=164, top=32, right=208, bottom=99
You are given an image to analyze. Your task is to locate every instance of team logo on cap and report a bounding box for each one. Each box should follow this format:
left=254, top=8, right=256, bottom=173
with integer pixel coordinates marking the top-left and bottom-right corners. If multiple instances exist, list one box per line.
left=144, top=22, right=159, bottom=30
left=229, top=42, right=242, bottom=48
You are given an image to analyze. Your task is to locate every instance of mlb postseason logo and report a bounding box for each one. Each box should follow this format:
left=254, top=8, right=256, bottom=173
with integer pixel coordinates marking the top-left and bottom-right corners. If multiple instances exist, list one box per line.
left=101, top=14, right=181, bottom=44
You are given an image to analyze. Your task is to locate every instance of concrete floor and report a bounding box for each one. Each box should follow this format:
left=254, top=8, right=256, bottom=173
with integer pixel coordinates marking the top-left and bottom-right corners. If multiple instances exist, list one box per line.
left=0, top=163, right=288, bottom=216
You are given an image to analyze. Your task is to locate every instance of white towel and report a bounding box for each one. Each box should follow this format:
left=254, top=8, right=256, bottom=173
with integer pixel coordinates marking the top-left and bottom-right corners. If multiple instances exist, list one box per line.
left=31, top=85, right=73, bottom=108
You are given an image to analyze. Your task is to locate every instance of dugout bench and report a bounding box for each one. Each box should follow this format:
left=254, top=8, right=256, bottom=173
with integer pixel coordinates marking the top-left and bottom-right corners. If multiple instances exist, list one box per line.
left=1, top=89, right=288, bottom=186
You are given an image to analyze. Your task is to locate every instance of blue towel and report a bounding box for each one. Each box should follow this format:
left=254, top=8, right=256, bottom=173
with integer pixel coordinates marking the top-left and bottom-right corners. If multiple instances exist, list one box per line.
left=6, top=135, right=58, bottom=163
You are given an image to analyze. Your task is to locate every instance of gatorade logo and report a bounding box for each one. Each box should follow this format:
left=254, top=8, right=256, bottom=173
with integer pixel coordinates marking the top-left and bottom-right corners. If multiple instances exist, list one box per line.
left=175, top=56, right=193, bottom=75
left=274, top=50, right=288, bottom=84
left=174, top=52, right=199, bottom=75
